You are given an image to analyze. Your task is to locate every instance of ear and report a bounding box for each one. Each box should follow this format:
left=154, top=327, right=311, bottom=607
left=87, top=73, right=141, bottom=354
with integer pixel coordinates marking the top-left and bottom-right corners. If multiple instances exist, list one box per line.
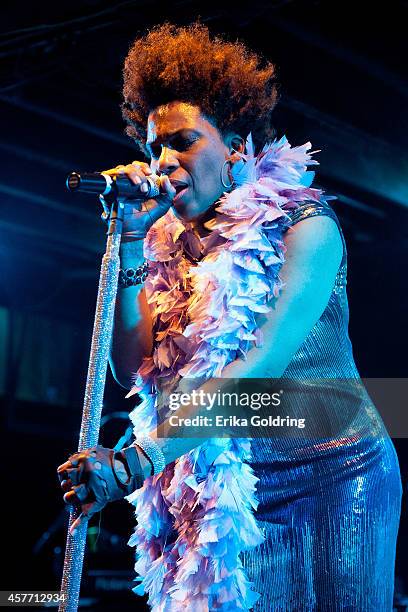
left=224, top=133, right=245, bottom=156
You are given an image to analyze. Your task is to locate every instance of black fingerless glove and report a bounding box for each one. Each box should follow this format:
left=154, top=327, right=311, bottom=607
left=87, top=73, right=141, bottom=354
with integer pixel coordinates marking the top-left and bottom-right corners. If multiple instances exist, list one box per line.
left=86, top=445, right=145, bottom=501
left=58, top=445, right=145, bottom=521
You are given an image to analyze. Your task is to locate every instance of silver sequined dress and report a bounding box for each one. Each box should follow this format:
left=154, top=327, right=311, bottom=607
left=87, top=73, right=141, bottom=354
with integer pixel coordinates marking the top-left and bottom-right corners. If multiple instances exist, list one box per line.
left=241, top=201, right=402, bottom=611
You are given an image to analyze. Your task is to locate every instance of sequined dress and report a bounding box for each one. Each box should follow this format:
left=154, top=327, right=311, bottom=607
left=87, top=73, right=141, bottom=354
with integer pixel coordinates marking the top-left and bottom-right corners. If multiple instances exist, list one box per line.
left=241, top=201, right=402, bottom=611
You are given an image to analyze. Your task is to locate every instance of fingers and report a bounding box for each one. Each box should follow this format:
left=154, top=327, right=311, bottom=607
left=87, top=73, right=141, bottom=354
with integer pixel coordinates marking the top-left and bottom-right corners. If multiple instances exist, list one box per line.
left=63, top=483, right=90, bottom=505
left=72, top=483, right=90, bottom=503
left=57, top=461, right=72, bottom=485
left=69, top=511, right=90, bottom=536
left=63, top=489, right=78, bottom=506
left=103, top=161, right=152, bottom=189
left=60, top=478, right=72, bottom=493
left=70, top=516, right=82, bottom=535
left=57, top=451, right=86, bottom=474
left=125, top=163, right=151, bottom=191
left=131, top=160, right=152, bottom=172
left=66, top=463, right=85, bottom=486
left=58, top=448, right=111, bottom=537
left=159, top=175, right=177, bottom=199
left=57, top=459, right=73, bottom=476
left=101, top=160, right=176, bottom=211
left=57, top=453, right=86, bottom=485
left=69, top=496, right=107, bottom=536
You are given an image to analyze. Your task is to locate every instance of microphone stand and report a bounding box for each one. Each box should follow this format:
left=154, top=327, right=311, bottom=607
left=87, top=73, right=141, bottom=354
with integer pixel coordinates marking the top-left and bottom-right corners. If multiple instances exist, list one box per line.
left=59, top=195, right=124, bottom=611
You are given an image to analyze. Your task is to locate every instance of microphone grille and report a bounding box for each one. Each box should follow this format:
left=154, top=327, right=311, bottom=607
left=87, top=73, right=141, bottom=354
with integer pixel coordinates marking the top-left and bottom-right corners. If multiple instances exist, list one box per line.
left=66, top=172, right=81, bottom=191
left=146, top=175, right=161, bottom=199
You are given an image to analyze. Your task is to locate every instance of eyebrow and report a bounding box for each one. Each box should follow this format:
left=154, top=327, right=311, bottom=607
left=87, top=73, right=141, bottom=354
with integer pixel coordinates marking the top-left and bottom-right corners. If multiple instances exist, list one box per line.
left=146, top=128, right=199, bottom=146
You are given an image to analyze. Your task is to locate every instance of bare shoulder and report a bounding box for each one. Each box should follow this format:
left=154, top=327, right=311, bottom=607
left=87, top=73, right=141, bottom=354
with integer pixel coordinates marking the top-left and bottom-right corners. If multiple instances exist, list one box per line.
left=284, top=214, right=343, bottom=265
left=224, top=214, right=345, bottom=378
left=281, top=214, right=343, bottom=294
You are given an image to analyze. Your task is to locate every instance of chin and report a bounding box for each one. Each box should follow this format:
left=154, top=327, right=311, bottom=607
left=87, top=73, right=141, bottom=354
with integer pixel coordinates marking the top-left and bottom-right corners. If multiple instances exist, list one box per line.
left=172, top=197, right=218, bottom=224
left=172, top=200, right=206, bottom=223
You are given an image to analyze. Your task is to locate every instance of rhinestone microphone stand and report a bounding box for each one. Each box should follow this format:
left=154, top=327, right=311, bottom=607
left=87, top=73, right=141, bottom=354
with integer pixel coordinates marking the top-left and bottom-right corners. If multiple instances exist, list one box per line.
left=58, top=195, right=124, bottom=612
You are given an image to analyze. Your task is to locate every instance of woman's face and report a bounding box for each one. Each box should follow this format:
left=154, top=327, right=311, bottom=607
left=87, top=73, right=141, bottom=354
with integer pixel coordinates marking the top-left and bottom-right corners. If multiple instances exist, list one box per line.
left=146, top=102, right=230, bottom=222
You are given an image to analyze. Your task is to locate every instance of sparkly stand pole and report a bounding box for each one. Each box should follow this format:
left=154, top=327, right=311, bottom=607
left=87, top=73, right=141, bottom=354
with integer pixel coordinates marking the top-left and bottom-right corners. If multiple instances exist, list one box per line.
left=58, top=198, right=124, bottom=612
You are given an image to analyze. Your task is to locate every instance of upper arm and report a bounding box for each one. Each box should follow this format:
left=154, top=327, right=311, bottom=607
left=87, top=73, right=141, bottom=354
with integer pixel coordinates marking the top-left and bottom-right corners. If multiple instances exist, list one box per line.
left=221, top=214, right=343, bottom=379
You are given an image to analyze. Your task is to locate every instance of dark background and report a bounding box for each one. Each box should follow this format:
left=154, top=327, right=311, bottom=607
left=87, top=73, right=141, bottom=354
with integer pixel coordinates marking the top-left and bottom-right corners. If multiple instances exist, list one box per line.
left=1, top=1, right=407, bottom=610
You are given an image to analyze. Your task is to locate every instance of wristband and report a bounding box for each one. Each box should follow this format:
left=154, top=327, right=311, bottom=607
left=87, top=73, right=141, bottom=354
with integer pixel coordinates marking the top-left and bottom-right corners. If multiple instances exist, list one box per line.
left=118, top=262, right=149, bottom=287
left=133, top=436, right=166, bottom=475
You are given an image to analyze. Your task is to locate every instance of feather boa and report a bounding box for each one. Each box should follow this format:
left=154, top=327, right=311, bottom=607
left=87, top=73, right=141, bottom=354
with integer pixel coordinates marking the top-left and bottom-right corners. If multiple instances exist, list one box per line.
left=125, top=136, right=328, bottom=610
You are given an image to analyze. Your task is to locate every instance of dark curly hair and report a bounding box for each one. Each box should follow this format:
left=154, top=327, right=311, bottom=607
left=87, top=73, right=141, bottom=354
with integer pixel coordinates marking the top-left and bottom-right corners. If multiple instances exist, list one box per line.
left=122, top=23, right=278, bottom=153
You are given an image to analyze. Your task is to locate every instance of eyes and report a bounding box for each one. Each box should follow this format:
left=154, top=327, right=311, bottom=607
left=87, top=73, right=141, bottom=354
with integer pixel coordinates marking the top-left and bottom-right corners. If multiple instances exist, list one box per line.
left=147, top=132, right=200, bottom=161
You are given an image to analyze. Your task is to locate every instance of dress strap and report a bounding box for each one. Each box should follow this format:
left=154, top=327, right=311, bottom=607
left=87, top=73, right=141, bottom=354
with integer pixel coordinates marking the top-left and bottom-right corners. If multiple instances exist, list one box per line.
left=287, top=200, right=338, bottom=226
left=286, top=200, right=347, bottom=269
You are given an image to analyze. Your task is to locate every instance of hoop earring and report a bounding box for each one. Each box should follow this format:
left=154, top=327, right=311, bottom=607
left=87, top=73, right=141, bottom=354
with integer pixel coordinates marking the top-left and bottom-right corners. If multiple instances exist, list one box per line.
left=221, top=159, right=234, bottom=190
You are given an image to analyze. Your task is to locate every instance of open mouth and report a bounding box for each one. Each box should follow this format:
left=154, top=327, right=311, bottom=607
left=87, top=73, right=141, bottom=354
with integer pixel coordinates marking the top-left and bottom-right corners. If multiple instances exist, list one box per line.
left=172, top=182, right=189, bottom=202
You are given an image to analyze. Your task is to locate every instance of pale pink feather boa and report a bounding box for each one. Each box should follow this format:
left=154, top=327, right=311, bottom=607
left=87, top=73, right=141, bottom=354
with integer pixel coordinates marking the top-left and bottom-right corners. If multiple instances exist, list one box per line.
left=125, top=136, right=328, bottom=610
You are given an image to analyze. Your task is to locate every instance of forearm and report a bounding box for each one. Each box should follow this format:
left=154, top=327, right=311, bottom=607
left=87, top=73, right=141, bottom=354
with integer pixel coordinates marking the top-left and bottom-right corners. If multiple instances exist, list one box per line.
left=138, top=321, right=309, bottom=467
left=109, top=240, right=153, bottom=388
left=145, top=360, right=269, bottom=467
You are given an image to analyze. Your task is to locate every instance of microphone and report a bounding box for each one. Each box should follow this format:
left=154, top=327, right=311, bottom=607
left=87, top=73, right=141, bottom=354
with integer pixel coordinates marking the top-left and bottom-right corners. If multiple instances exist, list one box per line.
left=66, top=171, right=161, bottom=199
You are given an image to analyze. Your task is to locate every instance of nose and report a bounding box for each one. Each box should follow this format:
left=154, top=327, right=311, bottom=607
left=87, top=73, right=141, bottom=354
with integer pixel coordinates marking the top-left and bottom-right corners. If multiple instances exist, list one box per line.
left=157, top=146, right=180, bottom=175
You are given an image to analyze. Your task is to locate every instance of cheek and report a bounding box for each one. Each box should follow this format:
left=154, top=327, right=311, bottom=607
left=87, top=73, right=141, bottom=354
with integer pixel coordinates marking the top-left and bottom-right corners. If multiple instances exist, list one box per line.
left=193, top=149, right=224, bottom=196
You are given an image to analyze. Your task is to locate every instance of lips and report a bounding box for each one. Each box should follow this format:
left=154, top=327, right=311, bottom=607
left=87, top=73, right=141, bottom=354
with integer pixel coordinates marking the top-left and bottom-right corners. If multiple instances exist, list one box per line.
left=170, top=179, right=189, bottom=202
left=170, top=179, right=188, bottom=191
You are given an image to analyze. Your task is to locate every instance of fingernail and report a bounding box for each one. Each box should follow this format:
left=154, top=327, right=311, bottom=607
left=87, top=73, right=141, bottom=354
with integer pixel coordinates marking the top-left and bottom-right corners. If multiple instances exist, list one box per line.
left=140, top=183, right=148, bottom=193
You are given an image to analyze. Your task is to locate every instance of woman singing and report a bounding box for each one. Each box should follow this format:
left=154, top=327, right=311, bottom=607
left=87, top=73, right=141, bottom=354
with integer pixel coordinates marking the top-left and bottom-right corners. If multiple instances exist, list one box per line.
left=57, top=23, right=402, bottom=611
